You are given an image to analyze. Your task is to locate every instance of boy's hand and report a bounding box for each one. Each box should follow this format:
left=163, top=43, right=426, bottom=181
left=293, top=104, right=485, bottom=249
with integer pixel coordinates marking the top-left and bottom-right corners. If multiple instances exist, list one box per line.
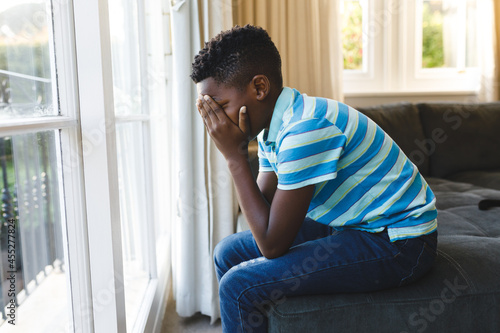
left=197, top=95, right=251, bottom=161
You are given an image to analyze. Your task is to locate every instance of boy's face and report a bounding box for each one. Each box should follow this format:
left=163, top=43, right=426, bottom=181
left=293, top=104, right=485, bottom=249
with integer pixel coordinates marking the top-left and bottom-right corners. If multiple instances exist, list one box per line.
left=197, top=77, right=260, bottom=139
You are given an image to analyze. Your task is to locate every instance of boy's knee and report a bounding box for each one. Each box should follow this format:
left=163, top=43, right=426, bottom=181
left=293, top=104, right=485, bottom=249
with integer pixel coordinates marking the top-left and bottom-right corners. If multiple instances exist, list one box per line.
left=214, top=231, right=251, bottom=262
left=214, top=233, right=240, bottom=274
left=218, top=268, right=237, bottom=298
left=213, top=242, right=224, bottom=269
left=213, top=234, right=233, bottom=266
left=218, top=265, right=249, bottom=299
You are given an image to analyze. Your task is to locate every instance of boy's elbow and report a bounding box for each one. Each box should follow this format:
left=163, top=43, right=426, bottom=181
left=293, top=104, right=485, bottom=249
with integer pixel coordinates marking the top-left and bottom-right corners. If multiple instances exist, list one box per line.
left=258, top=234, right=294, bottom=259
left=261, top=246, right=287, bottom=259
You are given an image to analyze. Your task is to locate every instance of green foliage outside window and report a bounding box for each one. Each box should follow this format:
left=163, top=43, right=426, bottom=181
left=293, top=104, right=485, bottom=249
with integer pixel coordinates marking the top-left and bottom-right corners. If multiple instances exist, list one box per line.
left=342, top=1, right=448, bottom=70
left=422, top=2, right=445, bottom=68
left=342, top=1, right=363, bottom=70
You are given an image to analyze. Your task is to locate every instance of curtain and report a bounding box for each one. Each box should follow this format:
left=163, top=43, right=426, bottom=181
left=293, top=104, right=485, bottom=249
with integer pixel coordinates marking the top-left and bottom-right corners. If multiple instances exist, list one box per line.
left=478, top=0, right=499, bottom=101
left=170, top=0, right=238, bottom=322
left=233, top=0, right=344, bottom=101
left=491, top=0, right=500, bottom=100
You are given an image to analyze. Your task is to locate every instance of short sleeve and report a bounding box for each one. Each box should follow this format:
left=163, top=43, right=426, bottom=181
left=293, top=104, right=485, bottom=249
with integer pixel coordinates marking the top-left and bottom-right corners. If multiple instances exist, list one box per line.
left=276, top=118, right=347, bottom=190
left=258, top=140, right=274, bottom=172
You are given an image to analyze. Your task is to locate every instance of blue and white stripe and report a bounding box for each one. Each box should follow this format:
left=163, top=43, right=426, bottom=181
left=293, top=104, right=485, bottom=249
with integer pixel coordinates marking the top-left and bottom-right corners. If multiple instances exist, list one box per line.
left=257, top=87, right=437, bottom=241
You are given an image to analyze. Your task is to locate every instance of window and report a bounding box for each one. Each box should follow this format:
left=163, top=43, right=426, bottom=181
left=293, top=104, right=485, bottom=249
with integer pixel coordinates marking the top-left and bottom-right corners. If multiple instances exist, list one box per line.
left=342, top=0, right=480, bottom=94
left=342, top=0, right=365, bottom=71
left=0, top=0, right=173, bottom=332
left=341, top=0, right=384, bottom=93
left=0, top=132, right=70, bottom=332
left=420, top=0, right=477, bottom=69
left=108, top=0, right=156, bottom=329
left=0, top=1, right=79, bottom=331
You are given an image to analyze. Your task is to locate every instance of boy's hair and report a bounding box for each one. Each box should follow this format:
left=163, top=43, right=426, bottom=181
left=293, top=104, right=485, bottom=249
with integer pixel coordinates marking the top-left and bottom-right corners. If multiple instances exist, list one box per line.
left=190, top=24, right=283, bottom=90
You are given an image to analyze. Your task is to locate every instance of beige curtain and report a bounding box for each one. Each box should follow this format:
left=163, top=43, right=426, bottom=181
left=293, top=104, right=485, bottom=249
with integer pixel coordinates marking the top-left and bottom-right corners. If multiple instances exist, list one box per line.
left=493, top=0, right=500, bottom=100
left=233, top=0, right=344, bottom=101
left=479, top=0, right=500, bottom=101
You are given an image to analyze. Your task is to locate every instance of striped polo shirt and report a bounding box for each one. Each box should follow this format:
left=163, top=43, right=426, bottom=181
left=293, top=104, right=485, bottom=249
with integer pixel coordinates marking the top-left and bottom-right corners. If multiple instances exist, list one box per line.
left=257, top=87, right=437, bottom=241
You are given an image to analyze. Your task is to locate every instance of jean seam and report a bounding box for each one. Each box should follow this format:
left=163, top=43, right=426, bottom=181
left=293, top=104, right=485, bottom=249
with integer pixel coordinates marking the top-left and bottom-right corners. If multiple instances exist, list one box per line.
left=398, top=241, right=426, bottom=287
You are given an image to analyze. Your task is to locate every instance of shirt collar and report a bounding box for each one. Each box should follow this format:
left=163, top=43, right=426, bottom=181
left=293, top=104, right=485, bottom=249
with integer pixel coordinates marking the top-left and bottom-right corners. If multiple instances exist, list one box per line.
left=264, top=87, right=294, bottom=144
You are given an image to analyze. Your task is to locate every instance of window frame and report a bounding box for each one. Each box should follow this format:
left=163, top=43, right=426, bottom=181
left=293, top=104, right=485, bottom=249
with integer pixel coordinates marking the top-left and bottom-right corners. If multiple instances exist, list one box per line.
left=343, top=0, right=480, bottom=95
left=401, top=0, right=479, bottom=92
left=342, top=0, right=385, bottom=93
left=72, top=0, right=127, bottom=331
left=52, top=1, right=95, bottom=332
left=108, top=0, right=162, bottom=328
left=0, top=0, right=94, bottom=332
left=0, top=0, right=172, bottom=331
left=71, top=0, right=172, bottom=331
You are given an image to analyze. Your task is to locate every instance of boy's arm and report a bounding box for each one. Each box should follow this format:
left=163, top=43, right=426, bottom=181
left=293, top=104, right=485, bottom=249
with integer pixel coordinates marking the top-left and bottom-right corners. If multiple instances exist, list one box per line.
left=229, top=155, right=314, bottom=259
left=257, top=171, right=278, bottom=204
left=198, top=95, right=314, bottom=259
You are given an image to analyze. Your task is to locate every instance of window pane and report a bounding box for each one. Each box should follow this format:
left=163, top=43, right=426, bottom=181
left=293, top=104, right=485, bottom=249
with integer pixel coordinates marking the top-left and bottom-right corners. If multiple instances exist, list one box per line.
left=422, top=1, right=446, bottom=68
left=109, top=0, right=143, bottom=116
left=0, top=1, right=58, bottom=119
left=109, top=0, right=153, bottom=329
left=0, top=131, right=70, bottom=332
left=421, top=0, right=476, bottom=69
left=342, top=0, right=363, bottom=70
left=465, top=0, right=477, bottom=67
left=115, top=122, right=150, bottom=331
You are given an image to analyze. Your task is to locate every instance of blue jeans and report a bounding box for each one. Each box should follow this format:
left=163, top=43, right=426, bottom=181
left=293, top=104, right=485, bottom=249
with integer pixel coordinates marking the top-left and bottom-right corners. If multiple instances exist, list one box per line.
left=214, top=218, right=438, bottom=333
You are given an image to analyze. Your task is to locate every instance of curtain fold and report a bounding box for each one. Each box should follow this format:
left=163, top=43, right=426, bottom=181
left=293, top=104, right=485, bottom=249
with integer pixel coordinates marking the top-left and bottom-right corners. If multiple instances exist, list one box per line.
left=233, top=0, right=344, bottom=101
left=478, top=0, right=499, bottom=101
left=170, top=0, right=237, bottom=322
left=492, top=0, right=500, bottom=101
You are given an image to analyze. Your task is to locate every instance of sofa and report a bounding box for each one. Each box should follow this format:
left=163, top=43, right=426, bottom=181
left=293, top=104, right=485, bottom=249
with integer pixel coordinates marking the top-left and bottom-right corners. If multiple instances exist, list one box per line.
left=260, top=102, right=500, bottom=332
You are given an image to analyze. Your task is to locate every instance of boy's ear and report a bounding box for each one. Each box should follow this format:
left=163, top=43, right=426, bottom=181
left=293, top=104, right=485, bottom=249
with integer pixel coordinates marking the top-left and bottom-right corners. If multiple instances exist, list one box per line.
left=251, top=75, right=270, bottom=101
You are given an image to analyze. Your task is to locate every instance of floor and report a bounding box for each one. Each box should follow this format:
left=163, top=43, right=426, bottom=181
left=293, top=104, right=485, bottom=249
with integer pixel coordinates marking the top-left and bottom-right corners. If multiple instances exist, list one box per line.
left=161, top=285, right=222, bottom=333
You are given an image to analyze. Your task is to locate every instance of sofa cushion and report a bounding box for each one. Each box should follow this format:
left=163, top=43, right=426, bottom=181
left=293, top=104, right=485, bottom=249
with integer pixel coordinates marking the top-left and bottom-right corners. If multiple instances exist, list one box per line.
left=446, top=169, right=500, bottom=192
left=357, top=102, right=430, bottom=176
left=268, top=178, right=500, bottom=333
left=418, top=102, right=500, bottom=178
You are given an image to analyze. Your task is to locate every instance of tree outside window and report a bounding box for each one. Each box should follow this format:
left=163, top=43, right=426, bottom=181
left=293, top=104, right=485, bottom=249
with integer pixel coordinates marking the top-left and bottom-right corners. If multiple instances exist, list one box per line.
left=342, top=0, right=363, bottom=70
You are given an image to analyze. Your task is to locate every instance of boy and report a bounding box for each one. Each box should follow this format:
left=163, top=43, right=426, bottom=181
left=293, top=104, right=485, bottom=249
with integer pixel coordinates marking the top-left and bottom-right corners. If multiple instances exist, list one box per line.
left=191, top=25, right=437, bottom=333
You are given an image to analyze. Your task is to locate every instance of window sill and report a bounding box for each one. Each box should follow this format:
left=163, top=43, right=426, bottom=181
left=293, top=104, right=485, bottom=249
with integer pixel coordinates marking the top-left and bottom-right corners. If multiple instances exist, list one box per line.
left=343, top=89, right=479, bottom=98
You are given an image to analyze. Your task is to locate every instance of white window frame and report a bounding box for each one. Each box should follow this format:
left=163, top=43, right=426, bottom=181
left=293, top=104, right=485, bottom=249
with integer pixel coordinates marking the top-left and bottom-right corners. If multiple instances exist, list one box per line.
left=401, top=0, right=479, bottom=92
left=342, top=0, right=385, bottom=93
left=0, top=1, right=96, bottom=332
left=53, top=1, right=95, bottom=332
left=72, top=0, right=173, bottom=330
left=1, top=0, right=172, bottom=331
left=72, top=0, right=127, bottom=331
left=72, top=0, right=172, bottom=332
left=343, top=0, right=480, bottom=95
left=109, top=0, right=160, bottom=329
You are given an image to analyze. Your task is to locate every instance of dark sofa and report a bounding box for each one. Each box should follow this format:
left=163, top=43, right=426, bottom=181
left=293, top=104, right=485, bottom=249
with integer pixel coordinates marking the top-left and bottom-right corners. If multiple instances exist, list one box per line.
left=266, top=102, right=500, bottom=332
